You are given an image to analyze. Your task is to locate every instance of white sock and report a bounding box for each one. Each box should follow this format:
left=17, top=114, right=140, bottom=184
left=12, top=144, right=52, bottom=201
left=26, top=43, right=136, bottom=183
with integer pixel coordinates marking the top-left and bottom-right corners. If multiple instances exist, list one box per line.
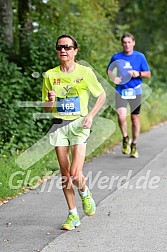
left=69, top=207, right=78, bottom=216
left=79, top=186, right=88, bottom=198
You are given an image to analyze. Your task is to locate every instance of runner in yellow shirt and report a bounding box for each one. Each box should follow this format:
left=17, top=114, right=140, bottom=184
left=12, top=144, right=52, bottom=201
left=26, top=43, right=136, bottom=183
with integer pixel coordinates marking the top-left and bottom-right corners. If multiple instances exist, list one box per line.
left=42, top=34, right=106, bottom=230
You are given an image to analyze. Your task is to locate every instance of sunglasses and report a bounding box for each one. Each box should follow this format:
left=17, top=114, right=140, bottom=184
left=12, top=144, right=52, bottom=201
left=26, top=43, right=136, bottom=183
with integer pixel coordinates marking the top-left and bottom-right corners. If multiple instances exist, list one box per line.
left=56, top=44, right=75, bottom=51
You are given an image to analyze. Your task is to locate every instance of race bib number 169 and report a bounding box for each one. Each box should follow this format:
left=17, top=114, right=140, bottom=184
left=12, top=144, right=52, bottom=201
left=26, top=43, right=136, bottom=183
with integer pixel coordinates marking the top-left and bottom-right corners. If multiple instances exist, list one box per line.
left=56, top=97, right=81, bottom=115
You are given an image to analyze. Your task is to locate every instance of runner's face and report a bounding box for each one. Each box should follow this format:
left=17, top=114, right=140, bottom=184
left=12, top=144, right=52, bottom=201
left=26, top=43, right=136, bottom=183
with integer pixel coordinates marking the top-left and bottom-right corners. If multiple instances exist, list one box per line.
left=56, top=37, right=78, bottom=63
left=122, top=37, right=135, bottom=55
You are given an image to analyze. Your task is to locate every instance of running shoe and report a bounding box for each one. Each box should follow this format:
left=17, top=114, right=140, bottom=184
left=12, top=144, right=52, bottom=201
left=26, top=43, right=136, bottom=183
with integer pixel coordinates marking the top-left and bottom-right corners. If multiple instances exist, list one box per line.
left=130, top=143, right=139, bottom=158
left=122, top=136, right=130, bottom=154
left=78, top=188, right=96, bottom=216
left=61, top=214, right=81, bottom=231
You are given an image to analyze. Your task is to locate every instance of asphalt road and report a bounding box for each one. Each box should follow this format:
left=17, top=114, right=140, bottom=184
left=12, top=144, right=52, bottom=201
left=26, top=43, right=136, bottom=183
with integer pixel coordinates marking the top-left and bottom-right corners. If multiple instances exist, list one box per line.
left=1, top=122, right=167, bottom=252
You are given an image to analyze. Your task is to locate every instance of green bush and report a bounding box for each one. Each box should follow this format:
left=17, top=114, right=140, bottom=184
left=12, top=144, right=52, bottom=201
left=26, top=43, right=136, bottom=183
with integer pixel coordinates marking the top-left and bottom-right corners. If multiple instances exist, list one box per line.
left=0, top=49, right=51, bottom=156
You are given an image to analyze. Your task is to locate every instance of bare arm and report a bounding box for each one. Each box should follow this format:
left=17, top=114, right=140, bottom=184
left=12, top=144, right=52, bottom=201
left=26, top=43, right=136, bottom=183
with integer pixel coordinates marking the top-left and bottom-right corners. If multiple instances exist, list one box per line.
left=44, top=91, right=56, bottom=112
left=139, top=71, right=151, bottom=78
left=128, top=70, right=151, bottom=79
left=82, top=92, right=106, bottom=129
left=107, top=69, right=122, bottom=84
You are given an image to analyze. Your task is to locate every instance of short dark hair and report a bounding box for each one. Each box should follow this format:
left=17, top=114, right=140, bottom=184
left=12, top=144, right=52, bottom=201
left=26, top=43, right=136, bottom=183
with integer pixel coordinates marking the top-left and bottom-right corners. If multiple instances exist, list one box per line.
left=121, top=33, right=135, bottom=43
left=56, top=34, right=78, bottom=49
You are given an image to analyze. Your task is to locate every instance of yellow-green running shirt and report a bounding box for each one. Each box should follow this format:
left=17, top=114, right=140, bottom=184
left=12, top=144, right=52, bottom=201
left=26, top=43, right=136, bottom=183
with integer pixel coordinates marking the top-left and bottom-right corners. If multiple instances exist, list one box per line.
left=42, top=63, right=105, bottom=120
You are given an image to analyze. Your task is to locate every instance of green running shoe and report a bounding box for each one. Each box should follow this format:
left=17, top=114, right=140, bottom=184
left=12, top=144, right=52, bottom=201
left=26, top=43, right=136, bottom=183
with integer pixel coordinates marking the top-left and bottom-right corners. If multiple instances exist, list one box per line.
left=61, top=214, right=81, bottom=231
left=130, top=143, right=139, bottom=158
left=122, top=136, right=130, bottom=154
left=78, top=188, right=96, bottom=216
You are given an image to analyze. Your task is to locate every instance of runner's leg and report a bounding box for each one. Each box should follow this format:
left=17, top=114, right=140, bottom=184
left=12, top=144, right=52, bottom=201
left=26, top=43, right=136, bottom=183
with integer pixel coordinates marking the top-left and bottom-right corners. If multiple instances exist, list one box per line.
left=131, top=114, right=140, bottom=144
left=129, top=95, right=141, bottom=144
left=117, top=107, right=128, bottom=137
left=70, top=144, right=87, bottom=191
left=55, top=146, right=76, bottom=210
left=116, top=92, right=128, bottom=138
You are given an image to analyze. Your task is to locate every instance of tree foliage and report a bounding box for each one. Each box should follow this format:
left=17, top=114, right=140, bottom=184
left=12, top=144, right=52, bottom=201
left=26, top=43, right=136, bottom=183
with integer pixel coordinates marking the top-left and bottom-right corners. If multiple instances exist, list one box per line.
left=116, top=0, right=167, bottom=87
left=0, top=0, right=166, bottom=155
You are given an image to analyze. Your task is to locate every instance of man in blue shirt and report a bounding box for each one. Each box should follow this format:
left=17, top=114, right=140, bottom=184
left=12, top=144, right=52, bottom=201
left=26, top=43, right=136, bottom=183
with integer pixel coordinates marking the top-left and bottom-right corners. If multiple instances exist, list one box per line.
left=107, top=33, right=151, bottom=158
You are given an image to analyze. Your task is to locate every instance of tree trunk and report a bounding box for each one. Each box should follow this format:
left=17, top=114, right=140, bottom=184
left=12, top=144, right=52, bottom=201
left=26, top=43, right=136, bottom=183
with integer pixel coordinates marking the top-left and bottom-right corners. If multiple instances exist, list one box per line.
left=18, top=0, right=32, bottom=56
left=0, top=0, right=13, bottom=47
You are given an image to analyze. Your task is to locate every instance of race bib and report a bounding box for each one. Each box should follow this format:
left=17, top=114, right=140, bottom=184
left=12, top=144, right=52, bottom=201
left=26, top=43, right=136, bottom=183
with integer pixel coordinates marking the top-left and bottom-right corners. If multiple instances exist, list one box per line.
left=56, top=96, right=81, bottom=115
left=121, top=88, right=136, bottom=99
